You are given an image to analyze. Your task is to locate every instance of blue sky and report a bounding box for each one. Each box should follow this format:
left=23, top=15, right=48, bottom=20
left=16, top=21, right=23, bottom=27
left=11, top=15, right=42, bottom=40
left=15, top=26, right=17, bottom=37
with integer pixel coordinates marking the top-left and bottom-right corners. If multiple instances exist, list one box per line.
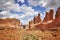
left=0, top=0, right=60, bottom=25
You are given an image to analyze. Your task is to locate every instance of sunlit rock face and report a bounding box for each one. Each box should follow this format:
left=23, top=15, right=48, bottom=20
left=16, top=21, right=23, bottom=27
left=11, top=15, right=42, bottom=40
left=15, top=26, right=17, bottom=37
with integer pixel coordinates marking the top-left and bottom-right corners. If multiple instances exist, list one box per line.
left=55, top=7, right=60, bottom=23
left=29, top=20, right=33, bottom=29
left=29, top=13, right=42, bottom=30
left=0, top=18, right=20, bottom=28
left=34, top=16, right=38, bottom=24
left=37, top=13, right=41, bottom=23
left=49, top=9, right=54, bottom=20
left=35, top=7, right=60, bottom=29
left=43, top=9, right=54, bottom=22
left=34, top=13, right=41, bottom=24
left=53, top=7, right=60, bottom=27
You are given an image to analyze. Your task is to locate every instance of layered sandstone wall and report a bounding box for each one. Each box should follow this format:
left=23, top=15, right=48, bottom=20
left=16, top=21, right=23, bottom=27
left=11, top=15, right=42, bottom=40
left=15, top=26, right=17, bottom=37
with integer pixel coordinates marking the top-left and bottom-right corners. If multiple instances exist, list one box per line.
left=0, top=18, right=21, bottom=29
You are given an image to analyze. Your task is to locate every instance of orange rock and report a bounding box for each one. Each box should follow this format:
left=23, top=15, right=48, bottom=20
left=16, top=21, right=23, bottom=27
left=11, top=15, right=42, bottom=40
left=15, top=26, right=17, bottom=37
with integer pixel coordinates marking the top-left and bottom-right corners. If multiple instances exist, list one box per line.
left=0, top=18, right=20, bottom=29
left=55, top=7, right=60, bottom=23
left=34, top=13, right=41, bottom=24
left=43, top=9, right=54, bottom=22
left=35, top=7, right=60, bottom=29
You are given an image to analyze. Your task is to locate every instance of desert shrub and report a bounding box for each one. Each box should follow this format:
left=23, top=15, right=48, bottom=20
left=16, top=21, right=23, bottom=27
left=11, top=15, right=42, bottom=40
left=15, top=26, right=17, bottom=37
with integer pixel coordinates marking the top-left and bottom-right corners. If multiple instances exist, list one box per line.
left=23, top=34, right=39, bottom=40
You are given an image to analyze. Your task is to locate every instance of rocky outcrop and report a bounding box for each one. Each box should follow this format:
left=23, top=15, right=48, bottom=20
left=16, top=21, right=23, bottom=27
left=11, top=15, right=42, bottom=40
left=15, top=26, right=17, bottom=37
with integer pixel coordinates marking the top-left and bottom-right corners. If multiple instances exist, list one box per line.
left=37, top=13, right=41, bottom=23
left=29, top=13, right=42, bottom=29
left=34, top=13, right=41, bottom=24
left=29, top=20, right=35, bottom=30
left=34, top=16, right=37, bottom=24
left=43, top=9, right=54, bottom=22
left=35, top=7, right=60, bottom=29
left=0, top=18, right=20, bottom=28
left=55, top=7, right=60, bottom=23
left=43, top=12, right=49, bottom=22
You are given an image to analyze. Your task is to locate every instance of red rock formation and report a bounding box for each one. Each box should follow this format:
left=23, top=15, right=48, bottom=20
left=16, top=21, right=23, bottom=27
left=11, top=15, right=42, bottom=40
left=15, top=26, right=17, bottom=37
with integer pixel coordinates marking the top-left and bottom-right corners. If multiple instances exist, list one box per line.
left=43, top=9, right=54, bottom=22
left=37, top=13, right=41, bottom=23
left=49, top=9, right=54, bottom=20
left=29, top=20, right=32, bottom=29
left=55, top=7, right=60, bottom=23
left=29, top=20, right=35, bottom=29
left=0, top=18, right=20, bottom=28
left=35, top=7, right=60, bottom=29
left=43, top=12, right=49, bottom=22
left=34, top=13, right=41, bottom=24
left=36, top=23, right=47, bottom=29
left=34, top=16, right=37, bottom=24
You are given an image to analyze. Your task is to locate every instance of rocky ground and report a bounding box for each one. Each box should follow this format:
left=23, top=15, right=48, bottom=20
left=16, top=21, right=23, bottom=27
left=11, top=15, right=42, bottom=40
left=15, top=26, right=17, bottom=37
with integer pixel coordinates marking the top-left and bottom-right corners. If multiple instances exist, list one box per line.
left=0, top=27, right=60, bottom=40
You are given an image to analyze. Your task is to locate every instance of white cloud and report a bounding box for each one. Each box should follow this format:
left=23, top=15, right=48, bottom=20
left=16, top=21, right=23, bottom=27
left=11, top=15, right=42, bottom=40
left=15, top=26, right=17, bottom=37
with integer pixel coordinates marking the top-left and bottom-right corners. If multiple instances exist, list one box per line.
left=17, top=0, right=25, bottom=3
left=39, top=0, right=60, bottom=8
left=28, top=0, right=60, bottom=8
left=28, top=0, right=39, bottom=6
left=0, top=0, right=14, bottom=5
left=18, top=4, right=39, bottom=24
left=21, top=17, right=33, bottom=25
left=0, top=11, right=10, bottom=18
left=0, top=0, right=39, bottom=25
left=0, top=1, right=20, bottom=12
left=20, top=4, right=38, bottom=17
left=0, top=0, right=15, bottom=10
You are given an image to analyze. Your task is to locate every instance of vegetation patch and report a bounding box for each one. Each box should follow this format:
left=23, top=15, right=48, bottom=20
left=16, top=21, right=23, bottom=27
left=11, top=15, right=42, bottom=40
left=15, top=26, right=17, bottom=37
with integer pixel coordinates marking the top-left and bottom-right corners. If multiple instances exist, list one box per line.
left=23, top=34, right=39, bottom=40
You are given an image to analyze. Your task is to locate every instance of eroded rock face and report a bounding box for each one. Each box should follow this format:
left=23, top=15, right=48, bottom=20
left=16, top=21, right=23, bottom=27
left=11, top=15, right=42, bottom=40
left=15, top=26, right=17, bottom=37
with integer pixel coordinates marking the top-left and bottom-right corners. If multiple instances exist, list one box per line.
left=34, top=13, right=41, bottom=24
left=35, top=7, right=60, bottom=29
left=29, top=20, right=33, bottom=29
left=43, top=9, right=54, bottom=22
left=49, top=9, right=54, bottom=20
left=34, top=15, right=37, bottom=24
left=37, top=13, right=41, bottom=23
left=0, top=18, right=20, bottom=28
left=55, top=7, right=60, bottom=23
left=43, top=12, right=49, bottom=22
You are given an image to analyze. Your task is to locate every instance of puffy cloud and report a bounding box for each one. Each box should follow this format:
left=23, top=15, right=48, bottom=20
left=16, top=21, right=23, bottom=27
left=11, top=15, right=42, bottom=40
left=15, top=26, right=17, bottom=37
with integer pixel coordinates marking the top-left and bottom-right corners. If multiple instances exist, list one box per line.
left=0, top=1, right=20, bottom=12
left=0, top=0, right=39, bottom=25
left=21, top=17, right=33, bottom=25
left=39, top=0, right=60, bottom=8
left=0, top=11, right=10, bottom=18
left=19, top=4, right=38, bottom=17
left=0, top=11, right=25, bottom=19
left=0, top=0, right=14, bottom=5
left=17, top=0, right=25, bottom=3
left=18, top=4, right=39, bottom=24
left=28, top=0, right=39, bottom=6
left=0, top=0, right=15, bottom=10
left=28, top=0, right=60, bottom=8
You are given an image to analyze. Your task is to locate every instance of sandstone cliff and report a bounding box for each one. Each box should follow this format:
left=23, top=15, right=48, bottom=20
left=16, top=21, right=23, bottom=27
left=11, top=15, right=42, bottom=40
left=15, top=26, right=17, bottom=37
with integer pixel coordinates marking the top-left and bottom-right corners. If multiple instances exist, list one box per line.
left=0, top=18, right=20, bottom=29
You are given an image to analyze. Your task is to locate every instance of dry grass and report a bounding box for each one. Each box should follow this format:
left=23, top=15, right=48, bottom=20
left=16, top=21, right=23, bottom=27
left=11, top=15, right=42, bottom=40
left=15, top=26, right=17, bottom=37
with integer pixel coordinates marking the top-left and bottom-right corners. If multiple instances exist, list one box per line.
left=0, top=28, right=60, bottom=40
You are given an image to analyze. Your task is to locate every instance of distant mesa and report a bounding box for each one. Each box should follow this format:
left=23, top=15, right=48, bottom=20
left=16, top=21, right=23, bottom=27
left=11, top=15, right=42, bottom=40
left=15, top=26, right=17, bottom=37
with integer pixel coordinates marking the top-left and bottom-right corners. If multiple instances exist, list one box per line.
left=0, top=18, right=21, bottom=29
